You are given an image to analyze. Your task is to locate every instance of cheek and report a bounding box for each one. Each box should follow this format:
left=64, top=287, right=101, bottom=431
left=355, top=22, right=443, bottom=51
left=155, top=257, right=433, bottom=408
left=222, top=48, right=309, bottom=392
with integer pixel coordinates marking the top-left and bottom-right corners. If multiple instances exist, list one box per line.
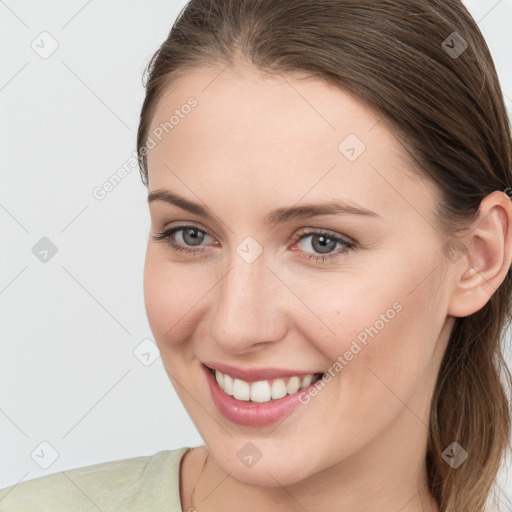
left=144, top=244, right=442, bottom=383
left=288, top=274, right=442, bottom=454
left=143, top=247, right=214, bottom=349
left=297, top=271, right=440, bottom=393
left=286, top=274, right=398, bottom=355
left=143, top=248, right=184, bottom=342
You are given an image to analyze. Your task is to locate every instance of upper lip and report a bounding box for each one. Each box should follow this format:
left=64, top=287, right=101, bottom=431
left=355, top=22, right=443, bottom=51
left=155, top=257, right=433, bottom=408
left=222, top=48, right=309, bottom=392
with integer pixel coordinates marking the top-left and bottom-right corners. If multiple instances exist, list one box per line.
left=202, top=361, right=323, bottom=382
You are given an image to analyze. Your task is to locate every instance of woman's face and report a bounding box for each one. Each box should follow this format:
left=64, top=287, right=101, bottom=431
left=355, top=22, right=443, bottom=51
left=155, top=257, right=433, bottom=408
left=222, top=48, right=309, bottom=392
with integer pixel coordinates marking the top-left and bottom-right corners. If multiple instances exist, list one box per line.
left=143, top=65, right=456, bottom=487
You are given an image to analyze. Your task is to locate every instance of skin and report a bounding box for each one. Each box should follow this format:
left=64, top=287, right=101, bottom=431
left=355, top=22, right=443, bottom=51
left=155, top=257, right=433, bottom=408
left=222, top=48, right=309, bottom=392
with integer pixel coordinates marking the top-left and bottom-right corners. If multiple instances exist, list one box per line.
left=143, top=64, right=512, bottom=512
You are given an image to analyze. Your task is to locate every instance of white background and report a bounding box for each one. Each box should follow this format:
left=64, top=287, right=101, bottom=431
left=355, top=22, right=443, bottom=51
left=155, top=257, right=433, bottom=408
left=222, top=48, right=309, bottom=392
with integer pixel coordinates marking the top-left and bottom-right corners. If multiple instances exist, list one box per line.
left=1, top=0, right=511, bottom=505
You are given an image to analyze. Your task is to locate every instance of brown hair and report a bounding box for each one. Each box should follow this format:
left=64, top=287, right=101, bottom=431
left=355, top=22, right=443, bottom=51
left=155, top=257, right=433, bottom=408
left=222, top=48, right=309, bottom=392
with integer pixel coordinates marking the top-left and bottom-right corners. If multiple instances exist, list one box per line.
left=136, top=1, right=512, bottom=510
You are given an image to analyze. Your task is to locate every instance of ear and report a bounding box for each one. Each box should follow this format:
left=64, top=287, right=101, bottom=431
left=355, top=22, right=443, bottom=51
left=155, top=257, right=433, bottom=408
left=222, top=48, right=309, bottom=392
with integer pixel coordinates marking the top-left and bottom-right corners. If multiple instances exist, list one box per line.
left=447, top=190, right=512, bottom=318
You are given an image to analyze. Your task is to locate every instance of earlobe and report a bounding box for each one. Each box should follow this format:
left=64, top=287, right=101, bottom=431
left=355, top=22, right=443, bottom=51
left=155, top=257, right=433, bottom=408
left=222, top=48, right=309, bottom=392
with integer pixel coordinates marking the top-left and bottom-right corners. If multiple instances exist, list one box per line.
left=447, top=190, right=512, bottom=318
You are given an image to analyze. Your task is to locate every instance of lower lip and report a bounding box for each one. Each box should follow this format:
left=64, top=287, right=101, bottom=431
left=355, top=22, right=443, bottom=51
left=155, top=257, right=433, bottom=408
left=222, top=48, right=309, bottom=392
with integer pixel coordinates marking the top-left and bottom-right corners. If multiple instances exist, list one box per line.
left=202, top=364, right=320, bottom=427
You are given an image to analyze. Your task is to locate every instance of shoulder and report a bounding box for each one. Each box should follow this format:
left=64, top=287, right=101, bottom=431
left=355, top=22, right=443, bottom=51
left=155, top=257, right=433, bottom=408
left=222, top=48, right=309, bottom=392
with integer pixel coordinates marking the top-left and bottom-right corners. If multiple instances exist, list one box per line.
left=0, top=446, right=191, bottom=512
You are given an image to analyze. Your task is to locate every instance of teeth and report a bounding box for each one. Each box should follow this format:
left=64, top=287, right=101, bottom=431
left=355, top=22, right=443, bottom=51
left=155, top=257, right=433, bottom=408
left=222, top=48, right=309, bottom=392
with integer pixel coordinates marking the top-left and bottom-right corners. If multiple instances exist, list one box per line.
left=302, top=374, right=313, bottom=387
left=271, top=379, right=287, bottom=400
left=250, top=380, right=271, bottom=402
left=215, top=370, right=224, bottom=388
left=286, top=376, right=301, bottom=395
left=223, top=373, right=234, bottom=396
left=213, top=369, right=321, bottom=403
left=233, top=379, right=251, bottom=401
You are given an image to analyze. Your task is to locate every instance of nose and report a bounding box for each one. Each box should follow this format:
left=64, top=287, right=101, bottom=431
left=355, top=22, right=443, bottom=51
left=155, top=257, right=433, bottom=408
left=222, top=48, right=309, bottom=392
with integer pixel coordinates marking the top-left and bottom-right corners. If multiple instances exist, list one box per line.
left=208, top=252, right=288, bottom=355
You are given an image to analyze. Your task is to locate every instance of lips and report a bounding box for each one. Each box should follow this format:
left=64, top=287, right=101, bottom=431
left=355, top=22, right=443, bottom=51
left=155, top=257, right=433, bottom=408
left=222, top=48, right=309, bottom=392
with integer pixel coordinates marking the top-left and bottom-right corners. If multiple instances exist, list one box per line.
left=202, top=363, right=321, bottom=426
left=202, top=361, right=324, bottom=382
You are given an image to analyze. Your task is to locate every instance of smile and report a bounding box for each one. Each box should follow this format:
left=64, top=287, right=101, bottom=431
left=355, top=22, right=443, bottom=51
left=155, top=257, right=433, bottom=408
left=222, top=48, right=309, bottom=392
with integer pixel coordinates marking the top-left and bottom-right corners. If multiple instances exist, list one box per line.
left=202, top=363, right=326, bottom=426
left=209, top=366, right=323, bottom=403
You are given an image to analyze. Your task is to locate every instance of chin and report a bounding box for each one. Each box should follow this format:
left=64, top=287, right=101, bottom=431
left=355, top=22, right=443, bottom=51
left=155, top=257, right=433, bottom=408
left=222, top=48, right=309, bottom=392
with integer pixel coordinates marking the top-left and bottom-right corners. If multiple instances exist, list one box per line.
left=204, top=439, right=318, bottom=488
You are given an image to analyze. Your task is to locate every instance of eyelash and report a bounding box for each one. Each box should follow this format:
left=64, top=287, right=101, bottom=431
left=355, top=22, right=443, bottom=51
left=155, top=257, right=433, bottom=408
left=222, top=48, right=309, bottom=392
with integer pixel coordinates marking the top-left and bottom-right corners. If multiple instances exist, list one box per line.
left=153, top=223, right=356, bottom=264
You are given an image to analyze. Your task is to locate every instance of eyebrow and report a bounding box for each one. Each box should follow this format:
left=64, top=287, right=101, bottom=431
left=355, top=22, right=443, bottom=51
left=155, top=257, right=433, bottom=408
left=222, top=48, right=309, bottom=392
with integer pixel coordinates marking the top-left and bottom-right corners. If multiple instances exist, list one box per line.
left=147, top=189, right=380, bottom=224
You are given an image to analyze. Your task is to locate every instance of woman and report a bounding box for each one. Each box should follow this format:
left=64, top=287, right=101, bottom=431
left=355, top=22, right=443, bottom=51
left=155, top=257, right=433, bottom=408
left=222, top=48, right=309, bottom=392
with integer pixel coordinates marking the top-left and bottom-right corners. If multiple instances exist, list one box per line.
left=1, top=0, right=511, bottom=511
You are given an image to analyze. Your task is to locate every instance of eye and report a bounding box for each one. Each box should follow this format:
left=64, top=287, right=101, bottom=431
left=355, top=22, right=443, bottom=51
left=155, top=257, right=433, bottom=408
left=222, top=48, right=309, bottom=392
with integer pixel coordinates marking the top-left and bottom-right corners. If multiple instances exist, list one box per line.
left=292, top=229, right=356, bottom=263
left=153, top=224, right=216, bottom=256
left=152, top=224, right=357, bottom=264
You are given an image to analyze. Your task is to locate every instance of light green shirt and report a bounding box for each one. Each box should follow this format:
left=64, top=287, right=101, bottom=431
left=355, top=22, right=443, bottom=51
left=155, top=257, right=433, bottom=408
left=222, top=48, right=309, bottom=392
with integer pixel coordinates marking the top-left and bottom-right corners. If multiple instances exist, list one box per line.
left=0, top=446, right=191, bottom=512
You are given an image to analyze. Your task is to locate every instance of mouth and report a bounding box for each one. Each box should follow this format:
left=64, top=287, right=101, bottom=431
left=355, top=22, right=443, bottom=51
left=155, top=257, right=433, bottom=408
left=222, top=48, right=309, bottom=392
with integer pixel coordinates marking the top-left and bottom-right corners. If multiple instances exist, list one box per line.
left=203, top=363, right=325, bottom=403
left=202, top=362, right=326, bottom=426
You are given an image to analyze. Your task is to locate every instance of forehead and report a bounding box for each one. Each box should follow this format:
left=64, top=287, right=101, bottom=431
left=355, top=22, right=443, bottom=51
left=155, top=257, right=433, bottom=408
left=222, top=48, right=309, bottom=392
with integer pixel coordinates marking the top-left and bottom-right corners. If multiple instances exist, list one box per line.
left=145, top=66, right=439, bottom=226
left=148, top=66, right=393, bottom=155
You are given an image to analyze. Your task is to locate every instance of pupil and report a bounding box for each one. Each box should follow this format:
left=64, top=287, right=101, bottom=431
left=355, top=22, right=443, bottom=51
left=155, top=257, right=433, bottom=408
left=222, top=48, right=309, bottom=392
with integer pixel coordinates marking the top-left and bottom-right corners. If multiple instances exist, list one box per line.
left=314, top=235, right=335, bottom=254
left=184, top=228, right=204, bottom=246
